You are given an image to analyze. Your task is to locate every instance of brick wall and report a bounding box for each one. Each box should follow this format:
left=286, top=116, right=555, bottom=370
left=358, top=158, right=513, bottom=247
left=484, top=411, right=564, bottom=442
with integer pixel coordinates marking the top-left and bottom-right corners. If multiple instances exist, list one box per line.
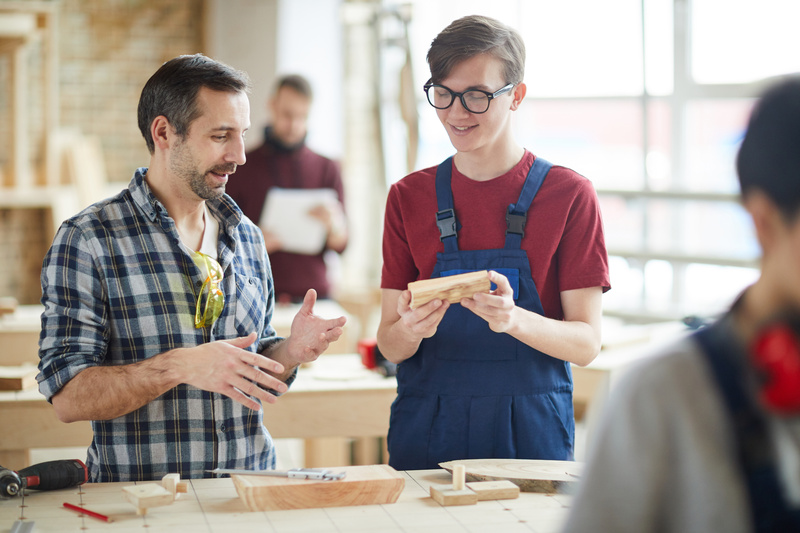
left=0, top=0, right=204, bottom=303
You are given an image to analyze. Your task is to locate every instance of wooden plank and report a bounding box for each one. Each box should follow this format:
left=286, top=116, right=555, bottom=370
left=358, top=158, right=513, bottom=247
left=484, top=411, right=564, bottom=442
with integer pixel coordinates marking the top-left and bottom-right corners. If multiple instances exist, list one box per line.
left=231, top=464, right=404, bottom=511
left=466, top=480, right=520, bottom=501
left=0, top=365, right=37, bottom=391
left=439, top=458, right=583, bottom=493
left=408, top=270, right=491, bottom=309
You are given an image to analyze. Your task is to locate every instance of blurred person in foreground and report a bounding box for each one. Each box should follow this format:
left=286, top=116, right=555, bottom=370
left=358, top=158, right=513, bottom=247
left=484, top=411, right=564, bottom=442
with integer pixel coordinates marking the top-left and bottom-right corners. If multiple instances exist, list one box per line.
left=564, top=76, right=800, bottom=533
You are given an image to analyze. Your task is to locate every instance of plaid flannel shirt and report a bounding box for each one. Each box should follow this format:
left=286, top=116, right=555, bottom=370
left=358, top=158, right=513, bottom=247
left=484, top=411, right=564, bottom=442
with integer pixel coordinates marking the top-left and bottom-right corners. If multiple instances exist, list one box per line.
left=38, top=168, right=291, bottom=482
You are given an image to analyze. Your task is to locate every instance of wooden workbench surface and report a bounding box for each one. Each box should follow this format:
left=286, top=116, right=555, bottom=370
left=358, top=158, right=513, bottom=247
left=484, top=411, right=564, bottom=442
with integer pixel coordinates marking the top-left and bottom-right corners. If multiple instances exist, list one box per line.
left=0, top=469, right=573, bottom=532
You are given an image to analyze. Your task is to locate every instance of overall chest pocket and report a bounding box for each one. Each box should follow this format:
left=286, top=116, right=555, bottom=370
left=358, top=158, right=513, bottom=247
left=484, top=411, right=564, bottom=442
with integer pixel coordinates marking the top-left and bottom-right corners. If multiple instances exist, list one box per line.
left=432, top=268, right=520, bottom=362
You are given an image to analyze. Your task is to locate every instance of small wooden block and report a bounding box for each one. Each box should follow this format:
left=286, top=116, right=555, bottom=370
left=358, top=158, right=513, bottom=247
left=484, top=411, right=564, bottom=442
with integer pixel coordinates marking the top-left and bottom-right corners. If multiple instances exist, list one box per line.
left=122, top=484, right=174, bottom=515
left=408, top=270, right=491, bottom=309
left=430, top=484, right=478, bottom=506
left=161, top=473, right=188, bottom=499
left=466, top=480, right=520, bottom=501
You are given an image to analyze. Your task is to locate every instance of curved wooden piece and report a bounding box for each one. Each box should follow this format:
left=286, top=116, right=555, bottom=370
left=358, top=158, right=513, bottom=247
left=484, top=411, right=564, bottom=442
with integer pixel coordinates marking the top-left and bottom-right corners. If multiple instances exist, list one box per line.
left=438, top=458, right=583, bottom=493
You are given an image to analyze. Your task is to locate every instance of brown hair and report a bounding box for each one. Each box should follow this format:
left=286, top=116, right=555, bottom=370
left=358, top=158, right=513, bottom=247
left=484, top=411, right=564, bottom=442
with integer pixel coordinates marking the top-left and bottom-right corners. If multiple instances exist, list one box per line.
left=274, top=74, right=313, bottom=100
left=427, top=15, right=525, bottom=85
left=137, top=54, right=251, bottom=154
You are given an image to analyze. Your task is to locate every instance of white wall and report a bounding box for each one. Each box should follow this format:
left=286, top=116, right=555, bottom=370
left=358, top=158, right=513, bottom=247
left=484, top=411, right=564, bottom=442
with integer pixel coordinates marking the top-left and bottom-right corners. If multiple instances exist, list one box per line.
left=205, top=0, right=344, bottom=159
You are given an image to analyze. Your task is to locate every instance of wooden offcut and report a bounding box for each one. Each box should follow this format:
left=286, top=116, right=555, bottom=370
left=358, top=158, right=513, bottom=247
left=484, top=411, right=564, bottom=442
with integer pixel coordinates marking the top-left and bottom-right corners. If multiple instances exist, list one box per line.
left=231, top=464, right=405, bottom=511
left=408, top=270, right=491, bottom=309
left=466, top=480, right=520, bottom=501
left=429, top=484, right=478, bottom=506
left=429, top=462, right=478, bottom=507
left=161, top=473, right=188, bottom=499
left=439, top=458, right=583, bottom=493
left=0, top=365, right=37, bottom=391
left=122, top=484, right=174, bottom=516
left=122, top=474, right=188, bottom=515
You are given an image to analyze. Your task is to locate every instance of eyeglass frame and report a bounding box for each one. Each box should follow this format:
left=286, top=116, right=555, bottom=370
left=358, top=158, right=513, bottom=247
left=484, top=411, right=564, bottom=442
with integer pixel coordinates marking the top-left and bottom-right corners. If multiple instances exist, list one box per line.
left=423, top=79, right=515, bottom=114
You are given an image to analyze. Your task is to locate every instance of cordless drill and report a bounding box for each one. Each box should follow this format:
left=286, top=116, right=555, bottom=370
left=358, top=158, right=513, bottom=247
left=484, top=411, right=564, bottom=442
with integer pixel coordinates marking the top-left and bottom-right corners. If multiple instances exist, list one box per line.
left=0, top=459, right=88, bottom=499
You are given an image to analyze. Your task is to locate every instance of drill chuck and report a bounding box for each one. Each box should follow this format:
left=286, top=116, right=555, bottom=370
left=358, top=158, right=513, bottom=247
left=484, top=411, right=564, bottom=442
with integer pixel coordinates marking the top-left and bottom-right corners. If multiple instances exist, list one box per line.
left=0, top=468, right=21, bottom=499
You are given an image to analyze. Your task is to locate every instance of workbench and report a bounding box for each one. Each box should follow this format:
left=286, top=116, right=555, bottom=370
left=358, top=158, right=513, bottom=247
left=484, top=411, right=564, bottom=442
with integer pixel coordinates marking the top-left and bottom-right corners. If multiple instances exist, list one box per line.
left=0, top=355, right=396, bottom=471
left=0, top=469, right=573, bottom=532
left=0, top=302, right=689, bottom=472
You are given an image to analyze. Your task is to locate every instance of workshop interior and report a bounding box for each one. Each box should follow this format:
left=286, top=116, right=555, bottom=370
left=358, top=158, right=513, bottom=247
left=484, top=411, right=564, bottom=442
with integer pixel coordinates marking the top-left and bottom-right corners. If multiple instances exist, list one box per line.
left=1, top=0, right=799, bottom=531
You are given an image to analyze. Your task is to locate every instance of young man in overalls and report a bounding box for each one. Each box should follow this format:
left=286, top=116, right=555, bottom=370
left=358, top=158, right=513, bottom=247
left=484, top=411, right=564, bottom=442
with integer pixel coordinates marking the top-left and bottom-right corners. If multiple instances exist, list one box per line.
left=377, top=15, right=610, bottom=470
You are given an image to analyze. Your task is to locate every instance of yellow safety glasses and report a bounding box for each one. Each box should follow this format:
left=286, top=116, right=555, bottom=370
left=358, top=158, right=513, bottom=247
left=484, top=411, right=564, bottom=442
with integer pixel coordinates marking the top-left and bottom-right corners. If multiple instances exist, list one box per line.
left=191, top=251, right=225, bottom=328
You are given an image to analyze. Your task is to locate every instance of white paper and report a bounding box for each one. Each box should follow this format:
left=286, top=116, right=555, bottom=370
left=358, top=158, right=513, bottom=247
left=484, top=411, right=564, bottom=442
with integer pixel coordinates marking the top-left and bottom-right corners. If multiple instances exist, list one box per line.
left=259, top=188, right=338, bottom=255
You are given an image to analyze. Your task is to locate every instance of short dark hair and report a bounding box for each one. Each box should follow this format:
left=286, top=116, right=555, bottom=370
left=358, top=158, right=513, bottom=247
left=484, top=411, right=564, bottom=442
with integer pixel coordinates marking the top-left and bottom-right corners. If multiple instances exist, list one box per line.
left=137, top=54, right=251, bottom=154
left=427, top=15, right=525, bottom=86
left=737, top=76, right=800, bottom=219
left=274, top=74, right=313, bottom=100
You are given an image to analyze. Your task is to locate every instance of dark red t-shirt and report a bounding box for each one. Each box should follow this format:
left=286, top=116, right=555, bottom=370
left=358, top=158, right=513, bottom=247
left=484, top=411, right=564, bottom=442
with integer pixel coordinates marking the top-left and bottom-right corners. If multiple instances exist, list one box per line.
left=226, top=141, right=344, bottom=300
left=381, top=151, right=610, bottom=321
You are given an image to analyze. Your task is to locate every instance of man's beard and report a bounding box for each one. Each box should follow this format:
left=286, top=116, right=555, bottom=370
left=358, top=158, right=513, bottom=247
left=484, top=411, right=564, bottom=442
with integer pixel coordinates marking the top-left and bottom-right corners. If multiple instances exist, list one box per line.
left=171, top=139, right=236, bottom=200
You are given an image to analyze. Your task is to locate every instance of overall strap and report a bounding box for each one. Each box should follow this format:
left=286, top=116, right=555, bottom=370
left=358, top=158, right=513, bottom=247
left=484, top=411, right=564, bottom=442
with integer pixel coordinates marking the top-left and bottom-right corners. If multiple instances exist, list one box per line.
left=694, top=324, right=800, bottom=533
left=504, top=157, right=553, bottom=249
left=435, top=156, right=459, bottom=253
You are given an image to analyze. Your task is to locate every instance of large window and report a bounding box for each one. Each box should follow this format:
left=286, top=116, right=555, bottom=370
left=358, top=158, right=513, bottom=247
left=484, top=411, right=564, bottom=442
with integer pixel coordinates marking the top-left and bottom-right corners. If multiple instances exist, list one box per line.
left=385, top=0, right=799, bottom=322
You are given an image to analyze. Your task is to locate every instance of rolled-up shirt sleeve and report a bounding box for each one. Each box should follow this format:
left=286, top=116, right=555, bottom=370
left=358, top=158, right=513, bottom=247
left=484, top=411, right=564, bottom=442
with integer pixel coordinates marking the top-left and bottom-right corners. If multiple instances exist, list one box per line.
left=38, top=220, right=109, bottom=401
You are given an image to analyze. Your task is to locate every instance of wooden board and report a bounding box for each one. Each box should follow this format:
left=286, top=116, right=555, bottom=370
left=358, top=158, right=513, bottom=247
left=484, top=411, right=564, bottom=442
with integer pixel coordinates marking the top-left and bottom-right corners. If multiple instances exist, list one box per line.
left=231, top=464, right=405, bottom=511
left=0, top=365, right=37, bottom=391
left=439, top=459, right=583, bottom=493
left=408, top=270, right=491, bottom=309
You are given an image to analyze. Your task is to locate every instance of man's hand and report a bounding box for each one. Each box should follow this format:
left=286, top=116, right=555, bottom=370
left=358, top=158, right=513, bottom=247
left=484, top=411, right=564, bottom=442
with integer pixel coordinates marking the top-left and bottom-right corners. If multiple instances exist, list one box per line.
left=461, top=270, right=518, bottom=333
left=285, top=289, right=347, bottom=366
left=51, top=332, right=291, bottom=422
left=180, top=332, right=289, bottom=411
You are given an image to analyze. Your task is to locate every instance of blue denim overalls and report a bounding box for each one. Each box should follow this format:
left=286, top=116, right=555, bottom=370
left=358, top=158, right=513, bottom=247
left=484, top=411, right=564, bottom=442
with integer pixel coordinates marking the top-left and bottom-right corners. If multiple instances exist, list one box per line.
left=387, top=156, right=575, bottom=470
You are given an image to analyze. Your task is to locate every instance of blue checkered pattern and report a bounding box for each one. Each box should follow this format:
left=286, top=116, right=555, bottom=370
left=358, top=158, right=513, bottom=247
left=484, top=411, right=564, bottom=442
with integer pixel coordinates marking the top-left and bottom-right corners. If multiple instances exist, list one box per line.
left=38, top=168, right=288, bottom=482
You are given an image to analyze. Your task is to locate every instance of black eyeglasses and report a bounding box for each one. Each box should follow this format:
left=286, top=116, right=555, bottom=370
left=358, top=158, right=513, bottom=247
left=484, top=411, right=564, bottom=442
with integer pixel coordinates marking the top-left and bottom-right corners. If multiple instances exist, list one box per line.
left=423, top=79, right=515, bottom=114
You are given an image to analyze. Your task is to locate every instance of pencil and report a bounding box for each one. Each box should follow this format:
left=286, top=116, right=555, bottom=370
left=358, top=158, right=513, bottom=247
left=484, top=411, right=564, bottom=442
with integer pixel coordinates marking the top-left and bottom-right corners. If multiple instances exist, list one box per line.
left=62, top=502, right=112, bottom=523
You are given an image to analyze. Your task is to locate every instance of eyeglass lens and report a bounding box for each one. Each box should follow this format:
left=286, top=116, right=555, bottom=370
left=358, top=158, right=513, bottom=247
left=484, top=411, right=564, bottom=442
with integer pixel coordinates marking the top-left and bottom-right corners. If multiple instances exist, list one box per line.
left=427, top=86, right=493, bottom=114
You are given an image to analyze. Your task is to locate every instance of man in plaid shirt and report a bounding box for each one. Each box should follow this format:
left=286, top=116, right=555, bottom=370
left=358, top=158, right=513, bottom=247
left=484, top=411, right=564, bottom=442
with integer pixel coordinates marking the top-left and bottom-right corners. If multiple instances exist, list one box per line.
left=37, top=54, right=346, bottom=482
